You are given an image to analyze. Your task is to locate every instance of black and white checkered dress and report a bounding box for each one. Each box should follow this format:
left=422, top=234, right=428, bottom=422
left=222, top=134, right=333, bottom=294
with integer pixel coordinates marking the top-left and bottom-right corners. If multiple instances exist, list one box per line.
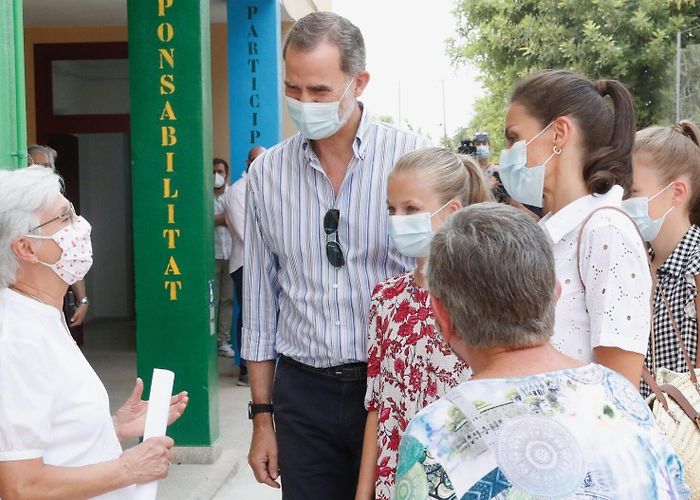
left=643, top=225, right=700, bottom=397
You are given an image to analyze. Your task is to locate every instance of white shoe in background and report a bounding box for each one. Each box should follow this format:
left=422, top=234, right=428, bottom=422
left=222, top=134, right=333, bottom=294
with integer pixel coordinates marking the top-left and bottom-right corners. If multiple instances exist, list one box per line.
left=218, top=343, right=235, bottom=358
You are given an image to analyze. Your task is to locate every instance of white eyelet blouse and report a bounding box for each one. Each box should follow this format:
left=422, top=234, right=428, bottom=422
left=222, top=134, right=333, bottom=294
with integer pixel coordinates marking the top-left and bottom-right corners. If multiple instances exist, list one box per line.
left=539, top=185, right=652, bottom=361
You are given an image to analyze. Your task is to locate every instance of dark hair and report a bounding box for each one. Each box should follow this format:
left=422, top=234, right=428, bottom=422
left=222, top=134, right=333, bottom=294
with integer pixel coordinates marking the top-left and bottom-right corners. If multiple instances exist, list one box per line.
left=283, top=12, right=365, bottom=76
left=510, top=69, right=636, bottom=195
left=213, top=157, right=229, bottom=175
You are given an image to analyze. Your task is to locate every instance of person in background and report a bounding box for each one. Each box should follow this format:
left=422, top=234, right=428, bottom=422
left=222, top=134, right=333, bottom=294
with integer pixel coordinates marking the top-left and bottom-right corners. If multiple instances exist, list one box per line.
left=243, top=12, right=431, bottom=500
left=462, top=136, right=541, bottom=219
left=355, top=148, right=489, bottom=500
left=395, top=202, right=689, bottom=499
left=28, top=144, right=90, bottom=330
left=213, top=157, right=235, bottom=358
left=0, top=166, right=189, bottom=499
left=473, top=132, right=497, bottom=179
left=223, top=145, right=266, bottom=387
left=499, top=69, right=651, bottom=388
left=629, top=120, right=700, bottom=394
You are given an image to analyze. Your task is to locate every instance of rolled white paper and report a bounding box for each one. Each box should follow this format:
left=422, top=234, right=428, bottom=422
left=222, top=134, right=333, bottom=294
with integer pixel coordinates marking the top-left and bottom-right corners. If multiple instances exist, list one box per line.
left=133, top=368, right=175, bottom=500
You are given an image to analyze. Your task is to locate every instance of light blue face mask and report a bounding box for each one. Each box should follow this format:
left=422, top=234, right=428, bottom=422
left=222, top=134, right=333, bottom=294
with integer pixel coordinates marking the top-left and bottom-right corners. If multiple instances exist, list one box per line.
left=498, top=121, right=559, bottom=208
left=388, top=201, right=451, bottom=258
left=621, top=182, right=674, bottom=241
left=476, top=145, right=490, bottom=159
left=285, top=77, right=355, bottom=140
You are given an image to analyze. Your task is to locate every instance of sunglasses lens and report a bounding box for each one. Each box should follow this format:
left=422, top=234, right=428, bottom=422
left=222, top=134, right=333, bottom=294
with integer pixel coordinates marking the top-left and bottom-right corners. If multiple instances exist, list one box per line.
left=326, top=241, right=345, bottom=268
left=324, top=209, right=340, bottom=234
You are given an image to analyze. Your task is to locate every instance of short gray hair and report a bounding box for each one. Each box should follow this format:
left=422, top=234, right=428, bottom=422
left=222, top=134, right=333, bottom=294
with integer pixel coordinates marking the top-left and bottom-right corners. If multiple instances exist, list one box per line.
left=28, top=144, right=58, bottom=169
left=0, top=167, right=64, bottom=287
left=283, top=12, right=366, bottom=76
left=427, top=202, right=556, bottom=349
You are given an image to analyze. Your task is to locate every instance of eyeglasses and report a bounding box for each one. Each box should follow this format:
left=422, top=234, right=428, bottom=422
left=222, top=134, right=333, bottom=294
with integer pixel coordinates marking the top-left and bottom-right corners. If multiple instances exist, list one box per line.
left=324, top=209, right=345, bottom=268
left=27, top=156, right=51, bottom=168
left=29, top=203, right=77, bottom=233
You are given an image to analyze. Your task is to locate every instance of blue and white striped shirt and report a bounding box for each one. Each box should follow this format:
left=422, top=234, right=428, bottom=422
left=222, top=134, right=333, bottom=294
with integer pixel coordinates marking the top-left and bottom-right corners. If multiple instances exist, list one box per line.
left=242, top=107, right=432, bottom=367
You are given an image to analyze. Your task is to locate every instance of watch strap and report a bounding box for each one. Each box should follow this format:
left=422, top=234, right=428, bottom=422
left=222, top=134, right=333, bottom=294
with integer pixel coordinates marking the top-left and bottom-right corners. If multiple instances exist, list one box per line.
left=248, top=402, right=273, bottom=419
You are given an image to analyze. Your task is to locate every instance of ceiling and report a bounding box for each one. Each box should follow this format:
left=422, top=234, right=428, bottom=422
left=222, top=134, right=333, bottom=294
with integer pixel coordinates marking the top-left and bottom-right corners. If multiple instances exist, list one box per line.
left=23, top=0, right=230, bottom=27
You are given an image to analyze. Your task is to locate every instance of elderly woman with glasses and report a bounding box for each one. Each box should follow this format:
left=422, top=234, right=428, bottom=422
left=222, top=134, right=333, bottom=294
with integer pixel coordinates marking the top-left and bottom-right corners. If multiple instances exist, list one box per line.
left=394, top=203, right=689, bottom=500
left=0, top=167, right=188, bottom=499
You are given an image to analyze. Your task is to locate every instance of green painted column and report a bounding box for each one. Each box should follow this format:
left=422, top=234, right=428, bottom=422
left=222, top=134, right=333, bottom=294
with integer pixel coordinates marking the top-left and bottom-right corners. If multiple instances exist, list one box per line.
left=0, top=0, right=27, bottom=170
left=127, top=0, right=219, bottom=458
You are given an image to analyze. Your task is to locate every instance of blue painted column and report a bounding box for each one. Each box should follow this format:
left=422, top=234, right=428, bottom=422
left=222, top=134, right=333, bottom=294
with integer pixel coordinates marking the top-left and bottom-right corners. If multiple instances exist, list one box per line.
left=227, top=0, right=282, bottom=179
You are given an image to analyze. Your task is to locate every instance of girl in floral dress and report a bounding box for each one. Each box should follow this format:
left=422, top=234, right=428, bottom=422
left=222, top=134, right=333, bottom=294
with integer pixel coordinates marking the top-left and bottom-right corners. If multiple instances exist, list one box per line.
left=355, top=147, right=491, bottom=500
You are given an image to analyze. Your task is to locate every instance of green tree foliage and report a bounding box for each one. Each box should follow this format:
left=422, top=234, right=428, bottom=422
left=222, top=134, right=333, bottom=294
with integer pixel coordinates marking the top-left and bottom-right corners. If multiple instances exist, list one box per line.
left=447, top=0, right=700, bottom=153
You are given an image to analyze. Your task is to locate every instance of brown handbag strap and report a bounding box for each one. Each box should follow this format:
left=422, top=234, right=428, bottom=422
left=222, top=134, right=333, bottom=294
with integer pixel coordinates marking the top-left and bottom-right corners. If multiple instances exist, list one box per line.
left=643, top=366, right=700, bottom=425
left=642, top=366, right=671, bottom=414
left=656, top=285, right=699, bottom=388
left=660, top=383, right=700, bottom=425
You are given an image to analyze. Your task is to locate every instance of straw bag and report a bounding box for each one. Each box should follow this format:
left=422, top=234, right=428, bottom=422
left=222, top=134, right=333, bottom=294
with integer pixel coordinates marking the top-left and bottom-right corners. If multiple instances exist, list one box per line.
left=643, top=286, right=700, bottom=497
left=577, top=207, right=700, bottom=496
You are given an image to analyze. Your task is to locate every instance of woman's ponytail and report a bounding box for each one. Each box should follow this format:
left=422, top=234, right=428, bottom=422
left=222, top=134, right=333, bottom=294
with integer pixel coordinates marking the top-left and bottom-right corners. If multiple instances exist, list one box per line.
left=511, top=70, right=636, bottom=195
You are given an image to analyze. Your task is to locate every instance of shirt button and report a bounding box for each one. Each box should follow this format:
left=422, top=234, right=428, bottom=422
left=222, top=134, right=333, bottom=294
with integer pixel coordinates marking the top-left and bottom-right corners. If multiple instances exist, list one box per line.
left=332, top=283, right=339, bottom=289
left=335, top=321, right=341, bottom=326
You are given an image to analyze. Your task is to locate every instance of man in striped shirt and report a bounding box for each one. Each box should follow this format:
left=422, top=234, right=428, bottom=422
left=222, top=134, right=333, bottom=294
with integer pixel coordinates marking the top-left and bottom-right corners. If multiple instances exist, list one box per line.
left=242, top=12, right=431, bottom=500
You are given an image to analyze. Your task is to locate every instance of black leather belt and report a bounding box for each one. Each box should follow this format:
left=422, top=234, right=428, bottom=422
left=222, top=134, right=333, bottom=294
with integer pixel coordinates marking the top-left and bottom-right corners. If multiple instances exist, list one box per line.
left=280, top=355, right=367, bottom=382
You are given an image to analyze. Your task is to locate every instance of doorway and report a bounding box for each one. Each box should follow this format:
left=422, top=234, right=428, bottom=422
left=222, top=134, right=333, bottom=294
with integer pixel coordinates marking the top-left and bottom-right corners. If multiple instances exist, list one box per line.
left=34, top=42, right=134, bottom=343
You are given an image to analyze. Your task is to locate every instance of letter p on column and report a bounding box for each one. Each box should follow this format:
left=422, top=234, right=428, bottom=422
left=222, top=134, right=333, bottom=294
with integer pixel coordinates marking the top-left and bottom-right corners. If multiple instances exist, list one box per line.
left=158, top=0, right=174, bottom=17
left=247, top=6, right=258, bottom=19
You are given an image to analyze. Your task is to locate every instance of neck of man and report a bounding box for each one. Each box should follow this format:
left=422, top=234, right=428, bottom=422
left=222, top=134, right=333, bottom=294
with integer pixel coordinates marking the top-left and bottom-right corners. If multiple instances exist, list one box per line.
left=214, top=186, right=225, bottom=197
left=651, top=211, right=692, bottom=269
left=311, top=103, right=362, bottom=165
left=478, top=157, right=490, bottom=170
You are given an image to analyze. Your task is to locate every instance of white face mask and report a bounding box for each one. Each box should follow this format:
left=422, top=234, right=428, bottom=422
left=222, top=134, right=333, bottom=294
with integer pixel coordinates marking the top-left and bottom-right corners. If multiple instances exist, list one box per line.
left=622, top=182, right=674, bottom=241
left=498, top=121, right=559, bottom=208
left=388, top=201, right=451, bottom=258
left=25, top=216, right=94, bottom=285
left=214, top=172, right=225, bottom=189
left=285, top=77, right=356, bottom=140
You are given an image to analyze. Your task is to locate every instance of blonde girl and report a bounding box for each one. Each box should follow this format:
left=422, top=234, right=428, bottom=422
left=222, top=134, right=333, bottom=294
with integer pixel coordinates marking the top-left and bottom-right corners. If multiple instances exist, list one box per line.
left=355, top=147, right=491, bottom=500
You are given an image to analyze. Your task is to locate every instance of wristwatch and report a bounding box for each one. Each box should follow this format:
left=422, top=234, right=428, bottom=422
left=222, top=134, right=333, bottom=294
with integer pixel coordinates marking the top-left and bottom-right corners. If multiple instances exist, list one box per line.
left=77, top=297, right=90, bottom=306
left=248, top=402, right=273, bottom=419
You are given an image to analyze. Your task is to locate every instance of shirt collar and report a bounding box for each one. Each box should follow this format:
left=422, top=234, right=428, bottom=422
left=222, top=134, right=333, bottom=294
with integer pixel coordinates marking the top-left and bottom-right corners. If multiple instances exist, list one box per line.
left=301, top=102, right=370, bottom=165
left=658, top=225, right=700, bottom=278
left=539, top=185, right=624, bottom=244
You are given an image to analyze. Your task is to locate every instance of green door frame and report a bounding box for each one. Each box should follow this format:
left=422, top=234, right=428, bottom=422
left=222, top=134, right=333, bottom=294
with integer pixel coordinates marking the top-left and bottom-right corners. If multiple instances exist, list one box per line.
left=0, top=0, right=27, bottom=169
left=127, top=0, right=219, bottom=460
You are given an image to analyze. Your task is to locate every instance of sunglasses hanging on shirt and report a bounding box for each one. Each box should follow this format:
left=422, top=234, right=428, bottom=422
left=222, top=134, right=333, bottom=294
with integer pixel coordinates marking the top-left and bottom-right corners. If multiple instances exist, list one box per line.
left=324, top=209, right=345, bottom=268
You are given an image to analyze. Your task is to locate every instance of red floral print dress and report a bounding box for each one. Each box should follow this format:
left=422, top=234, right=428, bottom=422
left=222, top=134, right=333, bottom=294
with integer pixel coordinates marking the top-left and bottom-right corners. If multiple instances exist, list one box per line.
left=364, top=272, right=471, bottom=500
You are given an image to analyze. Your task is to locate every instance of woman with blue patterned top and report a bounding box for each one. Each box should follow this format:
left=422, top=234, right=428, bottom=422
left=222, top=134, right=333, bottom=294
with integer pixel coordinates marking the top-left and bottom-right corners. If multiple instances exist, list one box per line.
left=395, top=203, right=689, bottom=500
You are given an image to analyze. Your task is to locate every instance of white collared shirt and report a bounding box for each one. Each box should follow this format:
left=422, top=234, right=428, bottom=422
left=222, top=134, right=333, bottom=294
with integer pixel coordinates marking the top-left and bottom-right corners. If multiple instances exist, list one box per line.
left=223, top=173, right=247, bottom=274
left=539, top=185, right=652, bottom=361
left=214, top=186, right=232, bottom=260
left=0, top=288, right=132, bottom=499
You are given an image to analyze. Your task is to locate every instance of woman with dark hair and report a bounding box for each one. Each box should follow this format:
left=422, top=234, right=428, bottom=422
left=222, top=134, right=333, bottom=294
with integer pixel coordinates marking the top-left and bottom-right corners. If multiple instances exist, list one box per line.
left=498, top=69, right=651, bottom=387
